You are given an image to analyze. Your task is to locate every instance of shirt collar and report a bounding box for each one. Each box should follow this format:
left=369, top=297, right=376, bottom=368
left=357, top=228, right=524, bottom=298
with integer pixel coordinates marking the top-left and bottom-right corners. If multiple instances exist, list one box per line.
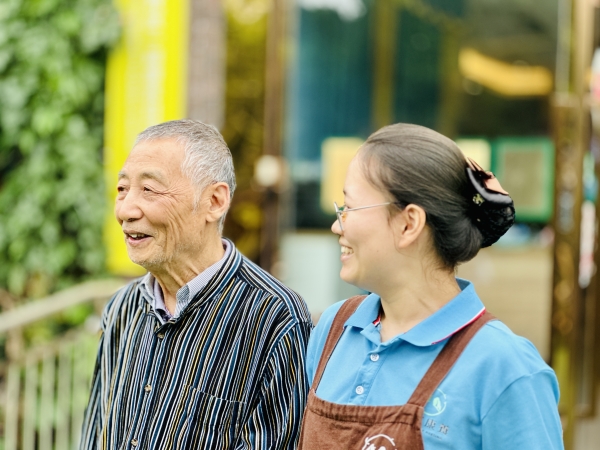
left=345, top=278, right=485, bottom=347
left=140, top=239, right=233, bottom=321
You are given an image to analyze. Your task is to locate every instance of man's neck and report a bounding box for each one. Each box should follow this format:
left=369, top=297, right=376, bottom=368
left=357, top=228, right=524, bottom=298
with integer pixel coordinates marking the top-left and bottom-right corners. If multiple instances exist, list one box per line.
left=151, top=236, right=226, bottom=313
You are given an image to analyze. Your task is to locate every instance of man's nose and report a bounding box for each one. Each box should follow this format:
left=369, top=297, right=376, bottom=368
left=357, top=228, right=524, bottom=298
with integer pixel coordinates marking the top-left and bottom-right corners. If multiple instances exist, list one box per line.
left=115, top=190, right=143, bottom=223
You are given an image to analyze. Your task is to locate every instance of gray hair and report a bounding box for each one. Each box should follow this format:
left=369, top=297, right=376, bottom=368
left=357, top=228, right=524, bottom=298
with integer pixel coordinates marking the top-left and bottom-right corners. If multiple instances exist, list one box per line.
left=135, top=119, right=236, bottom=232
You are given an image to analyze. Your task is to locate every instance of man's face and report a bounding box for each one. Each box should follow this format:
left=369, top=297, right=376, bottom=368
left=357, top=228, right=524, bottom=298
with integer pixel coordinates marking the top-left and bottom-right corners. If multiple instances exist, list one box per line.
left=115, top=138, right=208, bottom=274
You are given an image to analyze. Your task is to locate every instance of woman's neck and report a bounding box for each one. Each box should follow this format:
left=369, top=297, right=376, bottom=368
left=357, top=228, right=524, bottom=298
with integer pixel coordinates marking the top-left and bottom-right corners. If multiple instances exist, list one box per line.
left=377, top=269, right=461, bottom=342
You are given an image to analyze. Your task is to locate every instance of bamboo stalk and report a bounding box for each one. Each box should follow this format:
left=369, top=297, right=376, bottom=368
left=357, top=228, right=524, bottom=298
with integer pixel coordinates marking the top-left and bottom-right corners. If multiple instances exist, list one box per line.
left=22, top=360, right=38, bottom=450
left=3, top=363, right=20, bottom=450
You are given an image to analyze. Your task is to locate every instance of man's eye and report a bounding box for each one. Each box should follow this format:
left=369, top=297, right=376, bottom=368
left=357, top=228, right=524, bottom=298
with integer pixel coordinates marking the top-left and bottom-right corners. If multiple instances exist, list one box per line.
left=117, top=186, right=126, bottom=193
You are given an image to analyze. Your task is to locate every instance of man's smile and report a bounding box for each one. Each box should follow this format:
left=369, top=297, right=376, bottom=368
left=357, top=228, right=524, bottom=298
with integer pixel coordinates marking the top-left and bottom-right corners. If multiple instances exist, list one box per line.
left=123, top=231, right=152, bottom=245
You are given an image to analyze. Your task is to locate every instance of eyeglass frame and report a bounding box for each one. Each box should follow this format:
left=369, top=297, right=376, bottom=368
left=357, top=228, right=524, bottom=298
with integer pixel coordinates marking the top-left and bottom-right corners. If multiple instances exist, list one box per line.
left=333, top=201, right=403, bottom=232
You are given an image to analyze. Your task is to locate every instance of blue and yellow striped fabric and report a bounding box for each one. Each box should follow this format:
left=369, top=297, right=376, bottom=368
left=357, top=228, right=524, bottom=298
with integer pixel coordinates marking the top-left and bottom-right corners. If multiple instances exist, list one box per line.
left=81, top=244, right=312, bottom=449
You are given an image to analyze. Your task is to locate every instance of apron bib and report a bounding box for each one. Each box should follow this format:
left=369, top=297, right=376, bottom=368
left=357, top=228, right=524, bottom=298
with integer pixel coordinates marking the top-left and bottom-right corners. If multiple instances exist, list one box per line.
left=299, top=295, right=493, bottom=450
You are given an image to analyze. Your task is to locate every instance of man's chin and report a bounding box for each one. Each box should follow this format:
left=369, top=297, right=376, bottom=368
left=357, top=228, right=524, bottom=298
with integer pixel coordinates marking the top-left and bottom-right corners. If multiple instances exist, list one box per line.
left=127, top=253, right=164, bottom=272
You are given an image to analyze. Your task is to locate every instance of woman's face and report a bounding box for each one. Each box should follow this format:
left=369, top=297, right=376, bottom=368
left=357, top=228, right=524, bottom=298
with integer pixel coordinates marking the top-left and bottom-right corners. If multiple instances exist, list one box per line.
left=331, top=157, right=399, bottom=292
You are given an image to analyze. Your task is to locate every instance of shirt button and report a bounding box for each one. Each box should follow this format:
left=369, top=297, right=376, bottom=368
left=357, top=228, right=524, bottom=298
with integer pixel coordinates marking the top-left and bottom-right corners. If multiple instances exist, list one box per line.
left=157, top=333, right=165, bottom=339
left=370, top=353, right=380, bottom=362
left=131, top=439, right=138, bottom=447
left=144, top=384, right=152, bottom=393
left=355, top=385, right=364, bottom=395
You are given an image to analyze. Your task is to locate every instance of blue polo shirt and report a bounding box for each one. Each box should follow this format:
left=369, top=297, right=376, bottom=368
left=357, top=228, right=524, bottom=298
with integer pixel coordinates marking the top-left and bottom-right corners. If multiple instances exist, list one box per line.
left=306, top=279, right=564, bottom=449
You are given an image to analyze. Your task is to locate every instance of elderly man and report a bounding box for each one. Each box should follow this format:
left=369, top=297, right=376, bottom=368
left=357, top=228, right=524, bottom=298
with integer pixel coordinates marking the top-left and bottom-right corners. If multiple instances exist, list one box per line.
left=81, top=120, right=312, bottom=449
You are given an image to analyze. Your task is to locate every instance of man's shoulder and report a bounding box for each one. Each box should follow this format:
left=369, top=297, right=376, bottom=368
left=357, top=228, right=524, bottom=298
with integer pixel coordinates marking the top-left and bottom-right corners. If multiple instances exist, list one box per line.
left=102, top=276, right=148, bottom=322
left=234, top=255, right=311, bottom=325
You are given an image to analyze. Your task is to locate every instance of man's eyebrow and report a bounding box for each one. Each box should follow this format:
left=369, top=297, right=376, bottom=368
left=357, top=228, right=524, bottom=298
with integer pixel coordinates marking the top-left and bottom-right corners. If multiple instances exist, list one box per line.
left=117, top=170, right=166, bottom=183
left=140, top=171, right=166, bottom=183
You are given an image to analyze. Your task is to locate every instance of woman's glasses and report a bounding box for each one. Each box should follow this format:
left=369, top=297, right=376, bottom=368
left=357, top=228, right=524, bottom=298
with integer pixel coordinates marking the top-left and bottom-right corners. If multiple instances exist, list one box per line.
left=333, top=201, right=396, bottom=232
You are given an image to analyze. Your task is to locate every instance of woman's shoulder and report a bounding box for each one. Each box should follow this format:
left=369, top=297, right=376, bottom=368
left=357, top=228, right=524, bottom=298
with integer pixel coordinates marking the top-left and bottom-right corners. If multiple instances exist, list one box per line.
left=464, top=317, right=556, bottom=385
left=315, top=299, right=346, bottom=327
left=306, top=296, right=369, bottom=381
left=311, top=299, right=351, bottom=346
left=313, top=294, right=370, bottom=334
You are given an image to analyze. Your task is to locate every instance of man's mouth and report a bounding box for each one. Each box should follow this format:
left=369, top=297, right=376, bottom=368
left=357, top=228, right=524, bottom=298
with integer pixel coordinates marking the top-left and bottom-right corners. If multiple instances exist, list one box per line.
left=125, top=232, right=151, bottom=241
left=341, top=245, right=354, bottom=255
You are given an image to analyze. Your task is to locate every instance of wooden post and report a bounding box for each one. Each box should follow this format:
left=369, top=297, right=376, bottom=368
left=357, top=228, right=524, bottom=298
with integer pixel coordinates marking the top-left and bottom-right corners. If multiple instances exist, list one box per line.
left=259, top=0, right=287, bottom=272
left=187, top=0, right=226, bottom=128
left=372, top=0, right=397, bottom=130
left=550, top=0, right=596, bottom=447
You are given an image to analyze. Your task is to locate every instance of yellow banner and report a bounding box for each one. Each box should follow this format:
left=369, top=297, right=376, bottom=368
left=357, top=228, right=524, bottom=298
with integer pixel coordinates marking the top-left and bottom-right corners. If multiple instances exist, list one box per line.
left=103, top=0, right=189, bottom=275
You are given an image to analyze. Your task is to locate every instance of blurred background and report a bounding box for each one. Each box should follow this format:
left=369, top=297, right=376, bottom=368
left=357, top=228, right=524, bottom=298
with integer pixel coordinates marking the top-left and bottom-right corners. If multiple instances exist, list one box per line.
left=0, top=0, right=599, bottom=448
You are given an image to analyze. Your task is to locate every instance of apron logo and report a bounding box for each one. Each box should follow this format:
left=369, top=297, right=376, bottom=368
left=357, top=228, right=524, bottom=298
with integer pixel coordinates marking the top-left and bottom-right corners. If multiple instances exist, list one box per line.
left=361, top=434, right=397, bottom=450
left=424, top=388, right=447, bottom=416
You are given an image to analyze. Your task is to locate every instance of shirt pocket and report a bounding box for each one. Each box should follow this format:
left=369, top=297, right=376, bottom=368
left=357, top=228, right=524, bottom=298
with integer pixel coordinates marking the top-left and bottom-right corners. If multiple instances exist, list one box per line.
left=176, top=387, right=244, bottom=449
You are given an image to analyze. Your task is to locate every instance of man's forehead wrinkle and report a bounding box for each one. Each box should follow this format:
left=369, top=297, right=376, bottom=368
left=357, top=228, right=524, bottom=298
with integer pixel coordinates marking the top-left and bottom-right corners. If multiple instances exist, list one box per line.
left=140, top=170, right=167, bottom=182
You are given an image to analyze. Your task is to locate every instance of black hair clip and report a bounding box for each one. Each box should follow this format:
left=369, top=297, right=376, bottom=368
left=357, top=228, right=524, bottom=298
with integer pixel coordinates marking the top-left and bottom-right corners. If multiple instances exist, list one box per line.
left=465, top=158, right=515, bottom=247
left=466, top=158, right=513, bottom=206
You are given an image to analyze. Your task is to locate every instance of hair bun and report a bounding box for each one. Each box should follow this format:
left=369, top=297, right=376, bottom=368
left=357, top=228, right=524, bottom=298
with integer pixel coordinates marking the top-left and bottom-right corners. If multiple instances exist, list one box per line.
left=466, top=161, right=515, bottom=248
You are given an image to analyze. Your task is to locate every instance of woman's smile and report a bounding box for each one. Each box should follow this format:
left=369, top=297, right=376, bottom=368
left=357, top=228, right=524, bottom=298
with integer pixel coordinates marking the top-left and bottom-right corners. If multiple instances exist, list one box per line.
left=340, top=245, right=354, bottom=259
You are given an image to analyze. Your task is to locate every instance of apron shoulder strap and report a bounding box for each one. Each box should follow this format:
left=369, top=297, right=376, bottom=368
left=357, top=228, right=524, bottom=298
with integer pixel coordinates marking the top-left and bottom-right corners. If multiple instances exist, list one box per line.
left=408, top=311, right=495, bottom=407
left=311, top=295, right=367, bottom=389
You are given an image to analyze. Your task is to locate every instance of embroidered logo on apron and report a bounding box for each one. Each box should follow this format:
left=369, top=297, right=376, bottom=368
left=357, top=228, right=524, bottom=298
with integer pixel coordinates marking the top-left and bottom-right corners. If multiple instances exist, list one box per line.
left=361, top=434, right=397, bottom=450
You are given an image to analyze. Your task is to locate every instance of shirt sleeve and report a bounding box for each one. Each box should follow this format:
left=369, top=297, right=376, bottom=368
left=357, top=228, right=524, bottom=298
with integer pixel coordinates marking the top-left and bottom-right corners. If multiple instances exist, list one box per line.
left=235, top=321, right=312, bottom=450
left=481, top=370, right=564, bottom=450
left=79, top=330, right=105, bottom=450
left=80, top=292, right=119, bottom=450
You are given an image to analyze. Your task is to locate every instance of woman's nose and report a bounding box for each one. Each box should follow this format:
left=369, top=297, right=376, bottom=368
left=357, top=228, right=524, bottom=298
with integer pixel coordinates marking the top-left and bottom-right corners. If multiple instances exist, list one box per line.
left=331, top=218, right=343, bottom=235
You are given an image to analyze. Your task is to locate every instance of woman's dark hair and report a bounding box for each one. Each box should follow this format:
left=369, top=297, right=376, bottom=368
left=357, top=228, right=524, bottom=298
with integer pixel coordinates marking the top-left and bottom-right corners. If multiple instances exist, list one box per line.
left=359, top=123, right=488, bottom=270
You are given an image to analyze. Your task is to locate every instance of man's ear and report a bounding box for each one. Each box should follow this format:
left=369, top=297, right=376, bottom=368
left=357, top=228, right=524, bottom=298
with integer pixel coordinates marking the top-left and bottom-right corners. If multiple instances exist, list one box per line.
left=392, top=204, right=427, bottom=250
left=204, top=182, right=231, bottom=224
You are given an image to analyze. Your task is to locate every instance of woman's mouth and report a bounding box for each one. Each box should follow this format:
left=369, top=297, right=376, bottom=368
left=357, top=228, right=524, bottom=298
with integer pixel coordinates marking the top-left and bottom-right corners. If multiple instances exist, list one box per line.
left=341, top=245, right=354, bottom=255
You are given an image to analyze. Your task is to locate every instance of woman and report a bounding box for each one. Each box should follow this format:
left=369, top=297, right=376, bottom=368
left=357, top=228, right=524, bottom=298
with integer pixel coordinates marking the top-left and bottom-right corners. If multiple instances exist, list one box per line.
left=299, top=124, right=563, bottom=449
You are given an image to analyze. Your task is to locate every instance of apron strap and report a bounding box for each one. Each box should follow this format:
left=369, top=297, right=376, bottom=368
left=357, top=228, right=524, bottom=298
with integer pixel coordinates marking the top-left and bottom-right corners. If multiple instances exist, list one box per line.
left=311, top=295, right=367, bottom=390
left=407, top=310, right=495, bottom=407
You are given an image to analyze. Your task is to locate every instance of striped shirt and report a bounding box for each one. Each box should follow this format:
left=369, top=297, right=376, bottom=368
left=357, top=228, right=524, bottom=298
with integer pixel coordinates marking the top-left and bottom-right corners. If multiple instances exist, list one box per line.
left=81, top=240, right=312, bottom=450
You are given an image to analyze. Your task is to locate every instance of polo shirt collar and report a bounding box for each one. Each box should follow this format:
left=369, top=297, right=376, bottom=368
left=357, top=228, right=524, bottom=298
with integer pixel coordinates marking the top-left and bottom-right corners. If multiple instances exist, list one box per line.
left=345, top=278, right=485, bottom=347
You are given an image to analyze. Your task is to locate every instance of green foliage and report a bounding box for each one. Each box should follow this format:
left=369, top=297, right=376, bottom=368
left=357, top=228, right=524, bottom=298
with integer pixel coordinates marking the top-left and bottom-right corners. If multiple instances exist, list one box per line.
left=0, top=0, right=119, bottom=298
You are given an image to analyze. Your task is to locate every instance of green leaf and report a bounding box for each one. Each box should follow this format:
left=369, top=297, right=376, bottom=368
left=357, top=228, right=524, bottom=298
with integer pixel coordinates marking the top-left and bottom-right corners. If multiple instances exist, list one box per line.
left=7, top=265, right=27, bottom=296
left=23, top=0, right=61, bottom=19
left=0, top=0, right=118, bottom=300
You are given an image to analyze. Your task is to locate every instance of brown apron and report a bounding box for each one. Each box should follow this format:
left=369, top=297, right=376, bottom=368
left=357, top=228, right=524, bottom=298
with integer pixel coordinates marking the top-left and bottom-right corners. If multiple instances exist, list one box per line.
left=299, top=295, right=494, bottom=450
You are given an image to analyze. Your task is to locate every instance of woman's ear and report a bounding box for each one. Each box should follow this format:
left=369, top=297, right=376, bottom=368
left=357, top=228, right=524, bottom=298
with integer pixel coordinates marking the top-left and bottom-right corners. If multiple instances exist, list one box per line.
left=392, top=204, right=427, bottom=249
left=204, top=182, right=231, bottom=224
